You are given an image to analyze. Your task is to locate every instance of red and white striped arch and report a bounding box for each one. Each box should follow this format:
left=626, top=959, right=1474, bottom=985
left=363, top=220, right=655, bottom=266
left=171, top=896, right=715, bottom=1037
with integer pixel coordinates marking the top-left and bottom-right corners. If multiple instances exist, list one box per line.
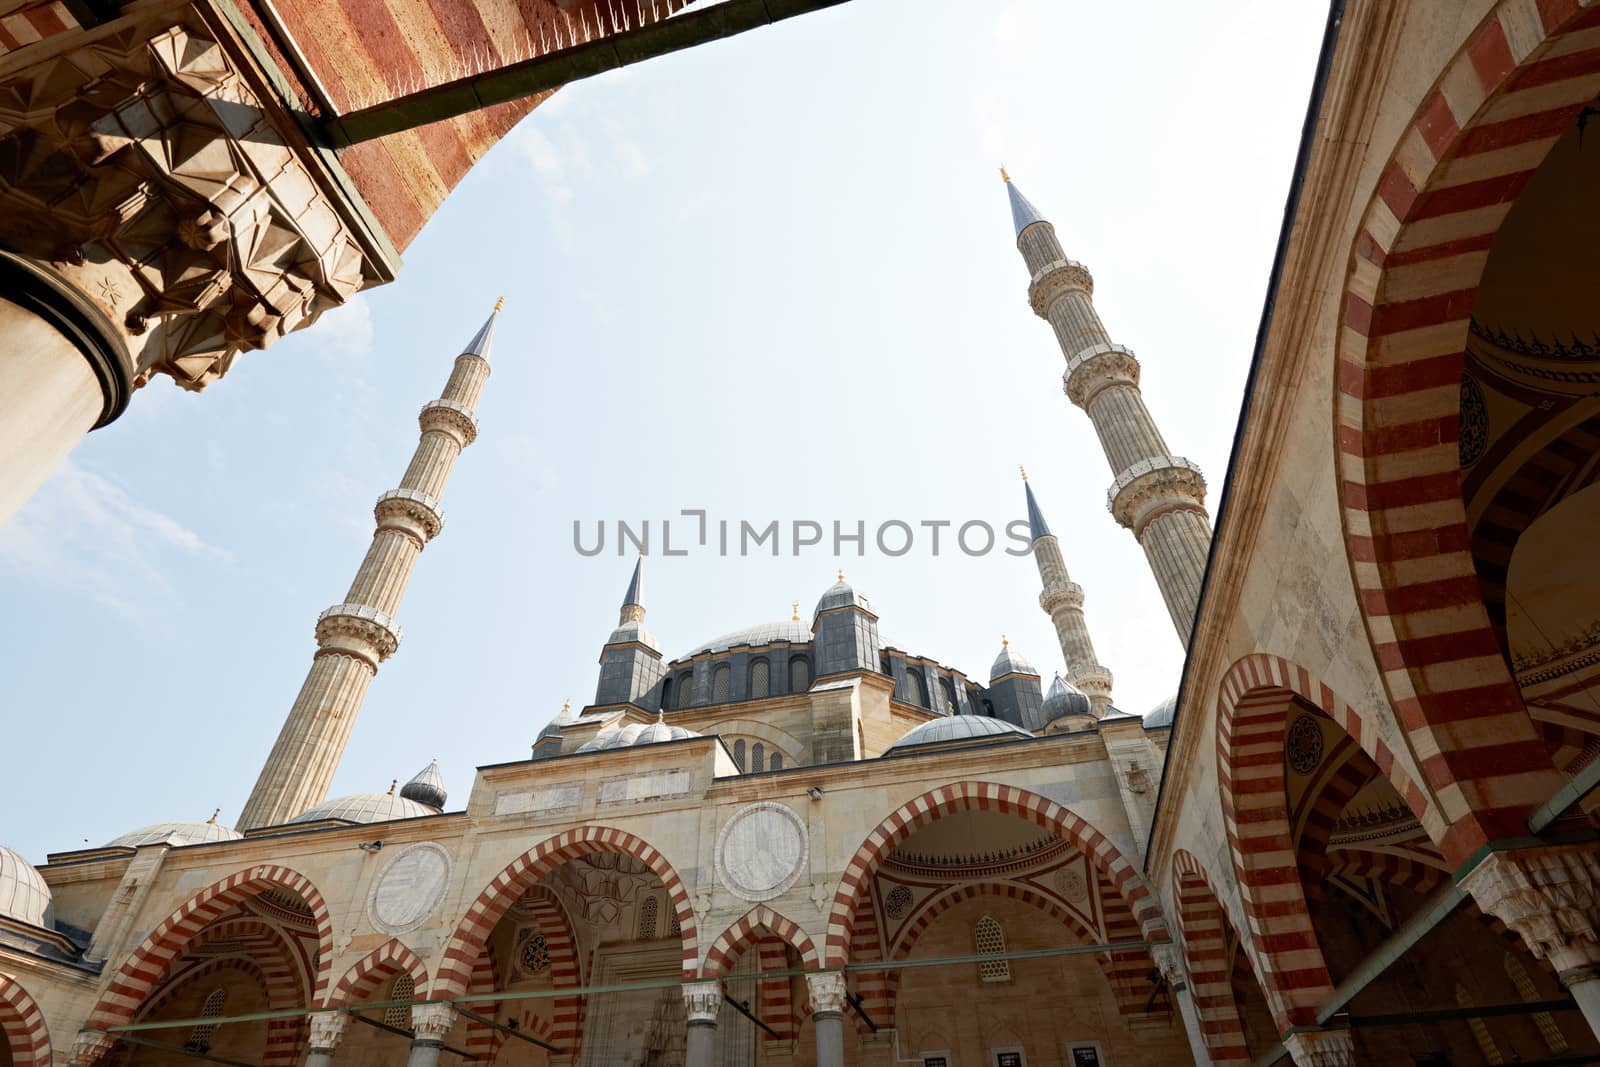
left=1326, top=849, right=1448, bottom=896
left=514, top=885, right=583, bottom=1057
left=824, top=781, right=1168, bottom=969
left=83, top=865, right=334, bottom=1037
left=0, top=974, right=51, bottom=1067
left=702, top=904, right=820, bottom=978
left=137, top=956, right=305, bottom=1067
left=1172, top=851, right=1252, bottom=1067
left=432, top=825, right=696, bottom=998
left=1336, top=0, right=1600, bottom=861
left=328, top=939, right=429, bottom=1008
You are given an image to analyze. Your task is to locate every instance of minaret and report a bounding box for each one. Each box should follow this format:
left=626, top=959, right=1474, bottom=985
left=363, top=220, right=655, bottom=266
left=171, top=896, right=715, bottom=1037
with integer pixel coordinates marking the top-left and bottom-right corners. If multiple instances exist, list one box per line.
left=237, top=301, right=501, bottom=830
left=594, top=556, right=666, bottom=709
left=1022, top=468, right=1113, bottom=717
left=1004, top=170, right=1211, bottom=646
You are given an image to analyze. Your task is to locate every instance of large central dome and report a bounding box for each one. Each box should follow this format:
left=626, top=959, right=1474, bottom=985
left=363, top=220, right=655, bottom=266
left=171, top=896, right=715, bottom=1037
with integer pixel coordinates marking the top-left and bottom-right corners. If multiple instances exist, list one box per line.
left=677, top=619, right=812, bottom=661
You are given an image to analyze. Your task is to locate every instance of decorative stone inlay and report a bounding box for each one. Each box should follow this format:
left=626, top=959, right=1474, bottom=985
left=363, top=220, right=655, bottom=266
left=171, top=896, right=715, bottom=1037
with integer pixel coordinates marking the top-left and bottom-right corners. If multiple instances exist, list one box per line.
left=368, top=842, right=453, bottom=935
left=805, top=971, right=848, bottom=1015
left=682, top=981, right=722, bottom=1024
left=1286, top=715, right=1325, bottom=775
left=596, top=768, right=691, bottom=807
left=515, top=930, right=550, bottom=976
left=1281, top=1028, right=1356, bottom=1067
left=884, top=884, right=913, bottom=919
left=1055, top=865, right=1089, bottom=904
left=419, top=398, right=479, bottom=447
left=1027, top=257, right=1094, bottom=315
left=316, top=603, right=402, bottom=661
left=1461, top=846, right=1600, bottom=973
left=1106, top=455, right=1208, bottom=532
left=716, top=801, right=809, bottom=903
left=375, top=488, right=445, bottom=542
left=308, top=1012, right=350, bottom=1052
left=494, top=782, right=583, bottom=818
left=1062, top=343, right=1141, bottom=407
left=410, top=1002, right=455, bottom=1043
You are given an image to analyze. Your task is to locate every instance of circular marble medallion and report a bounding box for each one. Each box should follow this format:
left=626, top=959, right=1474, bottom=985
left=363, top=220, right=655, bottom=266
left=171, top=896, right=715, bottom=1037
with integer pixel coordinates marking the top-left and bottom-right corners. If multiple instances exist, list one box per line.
left=884, top=885, right=913, bottom=919
left=1287, top=715, right=1325, bottom=776
left=1055, top=866, right=1088, bottom=904
left=715, top=802, right=809, bottom=903
left=368, top=842, right=453, bottom=935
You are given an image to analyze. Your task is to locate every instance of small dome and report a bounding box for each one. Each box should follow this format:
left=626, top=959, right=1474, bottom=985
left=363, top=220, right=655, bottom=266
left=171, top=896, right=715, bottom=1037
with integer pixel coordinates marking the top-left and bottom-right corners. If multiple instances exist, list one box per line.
left=815, top=575, right=871, bottom=616
left=576, top=713, right=700, bottom=753
left=1144, top=694, right=1177, bottom=729
left=1042, top=674, right=1092, bottom=721
left=288, top=791, right=436, bottom=825
left=0, top=847, right=52, bottom=928
left=537, top=700, right=575, bottom=742
left=399, top=761, right=447, bottom=810
left=886, top=714, right=1033, bottom=754
left=990, top=639, right=1037, bottom=682
left=606, top=619, right=661, bottom=653
left=678, top=620, right=812, bottom=660
left=108, top=816, right=242, bottom=849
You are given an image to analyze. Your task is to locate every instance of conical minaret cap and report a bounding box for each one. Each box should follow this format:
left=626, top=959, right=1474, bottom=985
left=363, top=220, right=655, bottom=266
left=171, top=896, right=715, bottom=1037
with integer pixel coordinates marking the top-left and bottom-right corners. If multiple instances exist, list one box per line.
left=622, top=556, right=644, bottom=610
left=462, top=297, right=503, bottom=359
left=399, top=760, right=447, bottom=810
left=1002, top=170, right=1046, bottom=237
left=1023, top=479, right=1052, bottom=541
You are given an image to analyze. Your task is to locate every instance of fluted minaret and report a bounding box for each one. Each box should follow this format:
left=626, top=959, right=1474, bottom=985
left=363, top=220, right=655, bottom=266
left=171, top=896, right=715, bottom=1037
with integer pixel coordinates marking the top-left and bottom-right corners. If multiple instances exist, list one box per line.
left=238, top=301, right=501, bottom=830
left=1004, top=171, right=1211, bottom=646
left=1022, top=468, right=1113, bottom=717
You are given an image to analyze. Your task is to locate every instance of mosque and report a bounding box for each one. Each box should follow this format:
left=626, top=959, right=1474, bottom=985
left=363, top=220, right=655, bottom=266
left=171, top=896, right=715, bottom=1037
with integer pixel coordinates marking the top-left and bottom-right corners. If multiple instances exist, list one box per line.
left=4, top=1, right=1600, bottom=1066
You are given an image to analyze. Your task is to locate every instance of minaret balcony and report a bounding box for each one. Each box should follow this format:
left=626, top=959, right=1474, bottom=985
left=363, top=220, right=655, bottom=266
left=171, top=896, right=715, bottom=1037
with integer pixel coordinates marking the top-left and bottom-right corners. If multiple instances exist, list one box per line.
left=374, top=487, right=445, bottom=542
left=315, top=603, right=403, bottom=662
left=1107, top=456, right=1208, bottom=533
left=419, top=398, right=479, bottom=446
left=1063, top=343, right=1141, bottom=406
left=1028, top=257, right=1094, bottom=316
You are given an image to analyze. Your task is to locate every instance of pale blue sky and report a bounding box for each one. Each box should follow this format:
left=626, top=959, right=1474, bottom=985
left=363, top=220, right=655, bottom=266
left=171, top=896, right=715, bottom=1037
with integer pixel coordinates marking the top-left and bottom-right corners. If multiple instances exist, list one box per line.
left=0, top=0, right=1327, bottom=862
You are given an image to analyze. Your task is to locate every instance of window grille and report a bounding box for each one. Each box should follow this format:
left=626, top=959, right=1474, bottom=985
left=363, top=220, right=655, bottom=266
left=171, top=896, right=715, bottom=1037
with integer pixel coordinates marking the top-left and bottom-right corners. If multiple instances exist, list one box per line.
left=976, top=916, right=1010, bottom=983
left=385, top=973, right=414, bottom=1030
left=1456, top=984, right=1503, bottom=1064
left=789, top=656, right=810, bottom=692
left=185, top=988, right=226, bottom=1052
left=1505, top=953, right=1567, bottom=1052
left=734, top=739, right=746, bottom=770
left=770, top=752, right=783, bottom=771
left=750, top=659, right=770, bottom=698
left=752, top=743, right=765, bottom=772
left=639, top=896, right=659, bottom=940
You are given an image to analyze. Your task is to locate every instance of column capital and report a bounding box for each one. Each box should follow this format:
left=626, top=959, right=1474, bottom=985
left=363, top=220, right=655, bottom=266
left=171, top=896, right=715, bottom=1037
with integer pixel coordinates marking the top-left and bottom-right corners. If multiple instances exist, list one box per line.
left=805, top=971, right=849, bottom=1015
left=1150, top=942, right=1188, bottom=990
left=308, top=1011, right=350, bottom=1052
left=682, top=980, right=722, bottom=1024
left=411, top=1002, right=456, bottom=1044
left=1281, top=1028, right=1355, bottom=1067
left=1462, top=845, right=1600, bottom=973
left=70, top=1031, right=115, bottom=1066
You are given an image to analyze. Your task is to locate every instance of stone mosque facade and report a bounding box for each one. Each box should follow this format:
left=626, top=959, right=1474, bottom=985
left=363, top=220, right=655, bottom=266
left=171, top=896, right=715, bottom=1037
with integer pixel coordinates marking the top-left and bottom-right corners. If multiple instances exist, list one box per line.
left=5, top=1, right=1600, bottom=1066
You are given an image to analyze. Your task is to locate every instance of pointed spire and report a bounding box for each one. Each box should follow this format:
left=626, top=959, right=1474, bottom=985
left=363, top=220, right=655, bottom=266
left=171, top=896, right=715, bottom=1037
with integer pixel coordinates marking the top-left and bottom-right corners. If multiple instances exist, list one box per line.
left=400, top=759, right=448, bottom=810
left=623, top=556, right=643, bottom=608
left=1003, top=171, right=1046, bottom=238
left=462, top=298, right=502, bottom=359
left=1024, top=479, right=1052, bottom=541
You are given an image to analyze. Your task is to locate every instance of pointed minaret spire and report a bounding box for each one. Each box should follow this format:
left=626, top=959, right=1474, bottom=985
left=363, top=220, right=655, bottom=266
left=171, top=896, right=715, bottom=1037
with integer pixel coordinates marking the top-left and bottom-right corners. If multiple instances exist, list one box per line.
left=1003, top=174, right=1211, bottom=646
left=237, top=302, right=501, bottom=831
left=1021, top=470, right=1113, bottom=717
left=621, top=554, right=644, bottom=623
left=595, top=558, right=665, bottom=709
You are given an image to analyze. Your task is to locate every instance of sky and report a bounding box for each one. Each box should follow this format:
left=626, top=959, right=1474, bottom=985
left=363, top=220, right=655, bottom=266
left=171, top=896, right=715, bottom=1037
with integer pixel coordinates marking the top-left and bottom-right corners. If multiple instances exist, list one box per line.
left=0, top=0, right=1329, bottom=863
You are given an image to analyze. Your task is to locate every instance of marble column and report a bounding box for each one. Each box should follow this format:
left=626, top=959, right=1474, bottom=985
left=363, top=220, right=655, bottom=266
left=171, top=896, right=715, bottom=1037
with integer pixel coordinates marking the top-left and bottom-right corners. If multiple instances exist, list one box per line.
left=683, top=981, right=721, bottom=1067
left=806, top=972, right=848, bottom=1067
left=304, top=1012, right=348, bottom=1067
left=1462, top=845, right=1600, bottom=1045
left=1280, top=1028, right=1355, bottom=1066
left=1153, top=944, right=1212, bottom=1066
left=406, top=1003, right=455, bottom=1067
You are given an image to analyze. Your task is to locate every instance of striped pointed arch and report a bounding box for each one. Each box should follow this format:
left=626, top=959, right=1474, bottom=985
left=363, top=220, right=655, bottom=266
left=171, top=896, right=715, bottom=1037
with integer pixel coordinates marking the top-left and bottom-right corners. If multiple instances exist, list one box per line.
left=328, top=939, right=429, bottom=1008
left=702, top=905, right=820, bottom=978
left=84, top=865, right=334, bottom=1036
left=824, top=781, right=1168, bottom=969
left=462, top=941, right=500, bottom=1060
left=1326, top=849, right=1448, bottom=896
left=136, top=957, right=305, bottom=1067
left=0, top=975, right=51, bottom=1067
left=1172, top=851, right=1252, bottom=1067
left=1334, top=0, right=1600, bottom=861
left=433, top=825, right=696, bottom=998
left=513, top=885, right=583, bottom=1055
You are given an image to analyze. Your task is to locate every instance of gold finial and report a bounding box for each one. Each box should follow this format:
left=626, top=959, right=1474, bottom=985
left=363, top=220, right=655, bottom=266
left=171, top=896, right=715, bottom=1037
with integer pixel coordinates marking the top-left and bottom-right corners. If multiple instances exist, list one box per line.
left=562, top=698, right=571, bottom=713
left=1020, top=464, right=1028, bottom=481
left=494, top=295, right=505, bottom=312
left=791, top=600, right=800, bottom=621
left=1002, top=634, right=1009, bottom=647
left=207, top=808, right=220, bottom=825
left=387, top=779, right=397, bottom=796
left=1000, top=166, right=1011, bottom=183
left=836, top=568, right=845, bottom=583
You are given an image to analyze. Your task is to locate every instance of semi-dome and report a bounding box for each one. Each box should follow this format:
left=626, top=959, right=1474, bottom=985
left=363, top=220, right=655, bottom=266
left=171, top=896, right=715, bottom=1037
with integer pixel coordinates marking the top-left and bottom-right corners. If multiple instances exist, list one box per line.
left=886, top=714, right=1033, bottom=754
left=0, top=847, right=52, bottom=928
left=679, top=619, right=811, bottom=660
left=399, top=760, right=447, bottom=809
left=577, top=712, right=700, bottom=752
left=815, top=573, right=871, bottom=615
left=1042, top=674, right=1092, bottom=721
left=288, top=787, right=436, bottom=825
left=1144, top=694, right=1177, bottom=729
left=108, top=815, right=243, bottom=849
left=989, top=639, right=1037, bottom=682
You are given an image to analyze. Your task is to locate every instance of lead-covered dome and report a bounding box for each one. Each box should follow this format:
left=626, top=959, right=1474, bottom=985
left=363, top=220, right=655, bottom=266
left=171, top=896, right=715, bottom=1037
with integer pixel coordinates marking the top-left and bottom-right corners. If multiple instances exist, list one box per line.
left=399, top=760, right=448, bottom=810
left=885, top=714, right=1033, bottom=754
left=815, top=574, right=871, bottom=615
left=289, top=790, right=436, bottom=825
left=0, top=846, right=52, bottom=927
left=108, top=817, right=243, bottom=849
left=989, top=639, right=1037, bottom=682
left=1042, top=674, right=1092, bottom=721
left=1144, top=694, right=1177, bottom=729
left=577, top=713, right=700, bottom=752
left=679, top=619, right=811, bottom=660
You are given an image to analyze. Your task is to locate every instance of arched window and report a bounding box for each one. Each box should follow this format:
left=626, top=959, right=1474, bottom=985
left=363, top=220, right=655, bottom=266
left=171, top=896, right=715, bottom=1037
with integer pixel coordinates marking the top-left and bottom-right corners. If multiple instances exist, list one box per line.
left=638, top=895, right=659, bottom=940
left=941, top=677, right=958, bottom=712
left=975, top=916, right=1009, bottom=983
left=185, top=987, right=226, bottom=1052
left=668, top=907, right=681, bottom=937
left=789, top=655, right=810, bottom=692
left=1456, top=984, right=1503, bottom=1065
left=769, top=752, right=783, bottom=771
left=677, top=673, right=695, bottom=708
left=981, top=698, right=996, bottom=718
left=385, top=973, right=415, bottom=1030
left=749, top=659, right=770, bottom=699
left=905, top=669, right=928, bottom=708
left=1506, top=953, right=1568, bottom=1052
left=752, top=743, right=765, bottom=772
left=733, top=739, right=746, bottom=770
left=659, top=677, right=672, bottom=711
left=712, top=663, right=732, bottom=703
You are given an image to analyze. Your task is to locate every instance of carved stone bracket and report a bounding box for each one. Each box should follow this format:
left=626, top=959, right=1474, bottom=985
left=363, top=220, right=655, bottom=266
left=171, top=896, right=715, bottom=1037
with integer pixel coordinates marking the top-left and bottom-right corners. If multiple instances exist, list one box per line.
left=1281, top=1028, right=1356, bottom=1067
left=1462, top=845, right=1600, bottom=976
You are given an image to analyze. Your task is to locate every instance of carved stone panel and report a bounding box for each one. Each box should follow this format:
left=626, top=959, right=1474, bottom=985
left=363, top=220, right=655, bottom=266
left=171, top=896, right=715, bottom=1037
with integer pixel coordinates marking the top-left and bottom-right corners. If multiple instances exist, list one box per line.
left=716, top=801, right=808, bottom=903
left=368, top=841, right=452, bottom=935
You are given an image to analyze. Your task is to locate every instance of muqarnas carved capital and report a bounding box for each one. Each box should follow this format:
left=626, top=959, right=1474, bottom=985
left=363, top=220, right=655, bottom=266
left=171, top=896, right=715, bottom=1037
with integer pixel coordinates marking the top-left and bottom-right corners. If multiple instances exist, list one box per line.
left=1463, top=846, right=1600, bottom=971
